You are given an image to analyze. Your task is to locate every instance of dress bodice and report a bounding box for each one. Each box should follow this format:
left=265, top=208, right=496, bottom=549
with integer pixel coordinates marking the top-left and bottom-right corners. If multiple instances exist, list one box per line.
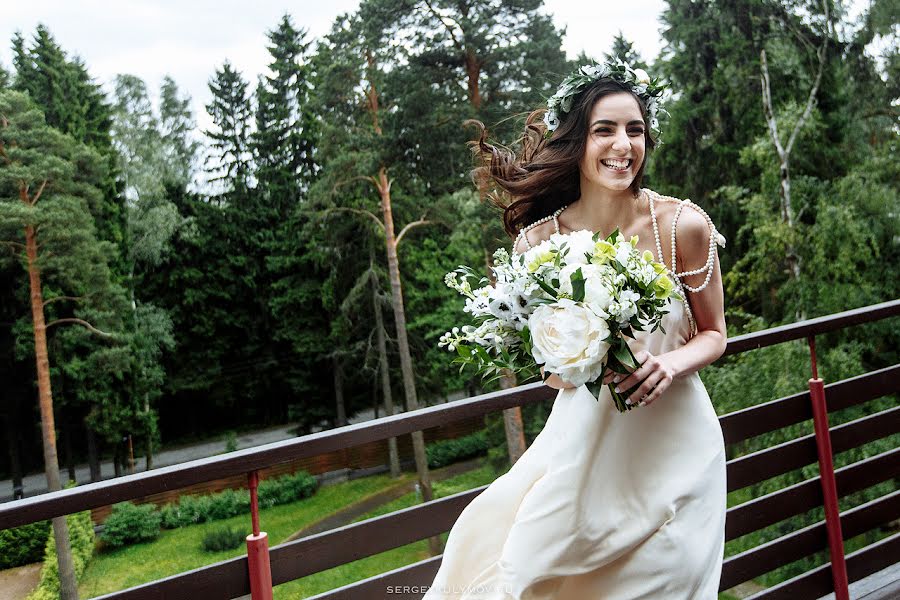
left=513, top=187, right=726, bottom=340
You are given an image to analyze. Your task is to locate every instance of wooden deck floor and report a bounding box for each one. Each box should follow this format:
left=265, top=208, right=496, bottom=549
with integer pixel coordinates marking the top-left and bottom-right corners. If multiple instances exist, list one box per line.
left=818, top=562, right=900, bottom=600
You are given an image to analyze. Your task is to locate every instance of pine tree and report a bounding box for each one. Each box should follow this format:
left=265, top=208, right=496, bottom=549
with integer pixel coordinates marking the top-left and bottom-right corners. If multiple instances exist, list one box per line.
left=253, top=14, right=317, bottom=210
left=605, top=31, right=649, bottom=69
left=204, top=61, right=253, bottom=196
left=1, top=89, right=123, bottom=600
left=158, top=76, right=199, bottom=188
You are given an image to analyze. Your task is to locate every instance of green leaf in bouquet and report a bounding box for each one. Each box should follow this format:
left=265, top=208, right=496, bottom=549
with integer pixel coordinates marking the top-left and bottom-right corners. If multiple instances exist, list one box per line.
left=571, top=267, right=586, bottom=302
left=605, top=227, right=620, bottom=242
left=456, top=344, right=472, bottom=359
left=629, top=315, right=646, bottom=331
left=612, top=341, right=640, bottom=370
left=530, top=273, right=559, bottom=299
left=620, top=326, right=636, bottom=339
left=474, top=344, right=492, bottom=365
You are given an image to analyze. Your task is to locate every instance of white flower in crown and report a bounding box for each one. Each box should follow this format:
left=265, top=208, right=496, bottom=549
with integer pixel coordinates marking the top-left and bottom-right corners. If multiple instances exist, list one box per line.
left=633, top=68, right=651, bottom=86
left=543, top=108, right=560, bottom=130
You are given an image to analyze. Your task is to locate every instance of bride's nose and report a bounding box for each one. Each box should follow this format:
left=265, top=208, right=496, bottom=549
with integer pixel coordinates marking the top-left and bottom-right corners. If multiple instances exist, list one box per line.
left=611, top=129, right=630, bottom=152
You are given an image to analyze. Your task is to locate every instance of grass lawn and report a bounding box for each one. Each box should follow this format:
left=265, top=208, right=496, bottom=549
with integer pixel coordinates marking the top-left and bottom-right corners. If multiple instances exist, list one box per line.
left=78, top=471, right=415, bottom=598
left=272, top=462, right=498, bottom=599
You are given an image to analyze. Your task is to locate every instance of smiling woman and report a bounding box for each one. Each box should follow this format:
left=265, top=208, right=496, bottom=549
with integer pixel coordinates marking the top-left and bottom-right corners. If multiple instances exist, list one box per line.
left=426, top=58, right=728, bottom=599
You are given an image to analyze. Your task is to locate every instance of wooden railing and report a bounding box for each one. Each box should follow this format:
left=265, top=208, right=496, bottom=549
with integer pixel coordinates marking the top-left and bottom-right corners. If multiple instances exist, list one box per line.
left=1, top=299, right=898, bottom=600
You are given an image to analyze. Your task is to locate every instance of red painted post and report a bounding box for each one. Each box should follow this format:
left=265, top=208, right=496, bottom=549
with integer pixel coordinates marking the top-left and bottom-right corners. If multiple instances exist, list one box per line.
left=246, top=471, right=274, bottom=600
left=807, top=335, right=849, bottom=600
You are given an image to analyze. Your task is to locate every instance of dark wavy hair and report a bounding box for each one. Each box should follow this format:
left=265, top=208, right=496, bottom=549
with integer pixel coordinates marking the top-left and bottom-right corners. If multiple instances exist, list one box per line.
left=468, top=79, right=658, bottom=239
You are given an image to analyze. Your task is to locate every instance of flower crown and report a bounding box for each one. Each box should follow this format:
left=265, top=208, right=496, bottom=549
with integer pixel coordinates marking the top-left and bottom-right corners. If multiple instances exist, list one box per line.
left=543, top=57, right=669, bottom=141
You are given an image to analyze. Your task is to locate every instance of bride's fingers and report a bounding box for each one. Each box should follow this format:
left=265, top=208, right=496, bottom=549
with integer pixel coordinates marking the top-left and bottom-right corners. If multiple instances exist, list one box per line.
left=602, top=371, right=625, bottom=385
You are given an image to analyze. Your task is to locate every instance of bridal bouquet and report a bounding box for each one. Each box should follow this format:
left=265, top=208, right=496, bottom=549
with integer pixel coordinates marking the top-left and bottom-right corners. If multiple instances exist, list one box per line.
left=439, top=229, right=681, bottom=412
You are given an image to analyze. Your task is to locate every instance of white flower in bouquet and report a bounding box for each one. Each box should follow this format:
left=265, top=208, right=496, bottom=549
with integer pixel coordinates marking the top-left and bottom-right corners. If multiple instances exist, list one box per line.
left=549, top=229, right=595, bottom=264
left=558, top=264, right=614, bottom=318
left=529, top=299, right=611, bottom=387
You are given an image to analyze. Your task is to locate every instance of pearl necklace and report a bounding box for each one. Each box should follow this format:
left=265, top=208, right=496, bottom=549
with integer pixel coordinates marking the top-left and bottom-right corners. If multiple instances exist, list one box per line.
left=513, top=204, right=567, bottom=252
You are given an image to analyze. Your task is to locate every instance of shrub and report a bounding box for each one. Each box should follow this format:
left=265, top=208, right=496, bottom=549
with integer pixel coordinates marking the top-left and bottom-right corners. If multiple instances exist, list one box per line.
left=100, top=502, right=161, bottom=548
left=159, top=471, right=318, bottom=529
left=0, top=520, right=51, bottom=569
left=206, top=488, right=250, bottom=521
left=27, top=510, right=94, bottom=600
left=257, top=471, right=317, bottom=508
left=200, top=526, right=246, bottom=552
left=426, top=431, right=490, bottom=468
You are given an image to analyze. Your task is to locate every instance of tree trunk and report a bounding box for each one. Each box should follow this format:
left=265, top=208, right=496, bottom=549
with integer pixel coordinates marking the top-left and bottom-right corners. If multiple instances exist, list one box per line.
left=486, top=251, right=527, bottom=465
left=465, top=47, right=482, bottom=109
left=375, top=167, right=440, bottom=555
left=372, top=272, right=401, bottom=478
left=5, top=413, right=24, bottom=499
left=63, top=423, right=76, bottom=483
left=500, top=372, right=526, bottom=465
left=144, top=397, right=154, bottom=470
left=25, top=224, right=80, bottom=600
left=333, top=355, right=348, bottom=427
left=86, top=427, right=101, bottom=482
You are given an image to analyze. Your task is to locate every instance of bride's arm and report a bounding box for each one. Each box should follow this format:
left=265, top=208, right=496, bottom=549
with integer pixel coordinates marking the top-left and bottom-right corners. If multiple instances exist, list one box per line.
left=615, top=206, right=727, bottom=406
left=664, top=207, right=728, bottom=378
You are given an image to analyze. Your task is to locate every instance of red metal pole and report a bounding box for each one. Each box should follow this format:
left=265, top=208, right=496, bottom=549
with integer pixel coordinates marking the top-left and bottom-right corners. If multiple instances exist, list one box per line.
left=807, top=336, right=849, bottom=600
left=246, top=471, right=273, bottom=600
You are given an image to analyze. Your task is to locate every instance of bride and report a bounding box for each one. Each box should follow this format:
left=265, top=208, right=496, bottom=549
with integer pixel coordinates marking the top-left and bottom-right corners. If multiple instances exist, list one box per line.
left=422, top=59, right=729, bottom=599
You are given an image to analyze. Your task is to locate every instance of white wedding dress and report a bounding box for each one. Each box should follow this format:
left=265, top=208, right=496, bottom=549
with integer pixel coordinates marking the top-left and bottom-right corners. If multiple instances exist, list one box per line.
left=423, top=190, right=728, bottom=599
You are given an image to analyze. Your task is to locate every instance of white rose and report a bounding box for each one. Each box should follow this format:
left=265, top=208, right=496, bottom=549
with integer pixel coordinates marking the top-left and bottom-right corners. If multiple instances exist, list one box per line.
left=556, top=263, right=613, bottom=316
left=528, top=299, right=611, bottom=387
left=550, top=229, right=595, bottom=265
left=583, top=276, right=614, bottom=317
left=633, top=68, right=651, bottom=86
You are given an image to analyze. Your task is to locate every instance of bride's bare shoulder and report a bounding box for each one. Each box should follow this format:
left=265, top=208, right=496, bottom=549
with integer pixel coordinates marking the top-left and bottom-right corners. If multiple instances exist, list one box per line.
left=513, top=219, right=557, bottom=255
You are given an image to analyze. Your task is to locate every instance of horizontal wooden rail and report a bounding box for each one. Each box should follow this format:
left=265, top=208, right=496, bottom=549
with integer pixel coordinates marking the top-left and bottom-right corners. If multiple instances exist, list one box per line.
left=305, top=556, right=443, bottom=600
left=726, top=404, right=900, bottom=492
left=718, top=364, right=899, bottom=445
left=745, top=531, right=900, bottom=599
left=0, top=385, right=554, bottom=530
left=726, top=446, right=900, bottom=541
left=722, top=299, right=900, bottom=356
left=721, top=490, right=900, bottom=589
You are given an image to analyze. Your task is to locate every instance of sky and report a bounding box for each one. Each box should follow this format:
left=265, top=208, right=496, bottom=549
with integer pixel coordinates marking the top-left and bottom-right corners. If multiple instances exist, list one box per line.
left=1, top=0, right=676, bottom=134
left=1, top=1, right=878, bottom=138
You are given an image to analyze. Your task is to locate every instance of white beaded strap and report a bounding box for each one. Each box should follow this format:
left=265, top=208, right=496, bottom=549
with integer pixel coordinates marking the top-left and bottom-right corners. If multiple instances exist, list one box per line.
left=671, top=199, right=726, bottom=293
left=513, top=204, right=567, bottom=253
left=647, top=189, right=726, bottom=337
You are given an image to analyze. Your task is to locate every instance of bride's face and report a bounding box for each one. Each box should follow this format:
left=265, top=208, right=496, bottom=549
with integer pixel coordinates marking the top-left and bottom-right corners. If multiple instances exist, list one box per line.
left=578, top=92, right=646, bottom=192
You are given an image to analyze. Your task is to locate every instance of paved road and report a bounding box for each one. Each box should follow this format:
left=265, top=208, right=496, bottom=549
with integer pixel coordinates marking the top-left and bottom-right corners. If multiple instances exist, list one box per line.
left=0, top=404, right=401, bottom=502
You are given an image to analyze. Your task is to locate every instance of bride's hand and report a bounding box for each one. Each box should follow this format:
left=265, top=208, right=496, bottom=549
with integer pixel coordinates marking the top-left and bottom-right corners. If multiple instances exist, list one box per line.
left=614, top=350, right=677, bottom=407
left=540, top=365, right=577, bottom=389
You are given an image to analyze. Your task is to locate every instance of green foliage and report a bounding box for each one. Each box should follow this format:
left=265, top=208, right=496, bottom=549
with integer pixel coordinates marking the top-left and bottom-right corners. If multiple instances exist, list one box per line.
left=159, top=472, right=317, bottom=530
left=224, top=430, right=238, bottom=453
left=100, top=502, right=162, bottom=548
left=0, top=520, right=52, bottom=568
left=200, top=526, right=246, bottom=552
left=257, top=471, right=318, bottom=508
left=26, top=511, right=94, bottom=600
left=426, top=430, right=490, bottom=468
